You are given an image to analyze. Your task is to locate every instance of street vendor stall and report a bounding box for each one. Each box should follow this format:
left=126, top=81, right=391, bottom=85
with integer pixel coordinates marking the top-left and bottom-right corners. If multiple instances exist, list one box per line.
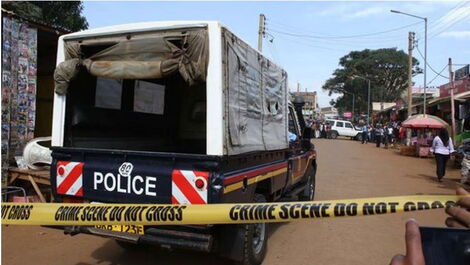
left=401, top=114, right=449, bottom=157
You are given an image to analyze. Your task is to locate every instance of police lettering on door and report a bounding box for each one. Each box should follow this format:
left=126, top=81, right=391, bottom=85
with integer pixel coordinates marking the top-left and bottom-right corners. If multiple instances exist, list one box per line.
left=93, top=162, right=157, bottom=196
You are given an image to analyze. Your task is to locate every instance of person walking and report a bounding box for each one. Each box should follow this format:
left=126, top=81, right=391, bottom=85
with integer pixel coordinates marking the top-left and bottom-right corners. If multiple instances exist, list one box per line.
left=370, top=125, right=376, bottom=143
left=431, top=128, right=455, bottom=182
left=398, top=126, right=406, bottom=145
left=375, top=125, right=384, bottom=148
left=315, top=122, right=321, bottom=138
left=386, top=124, right=393, bottom=148
left=361, top=123, right=368, bottom=144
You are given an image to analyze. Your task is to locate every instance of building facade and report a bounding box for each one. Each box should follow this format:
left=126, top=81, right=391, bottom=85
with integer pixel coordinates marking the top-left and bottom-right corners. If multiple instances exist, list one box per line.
left=291, top=91, right=320, bottom=120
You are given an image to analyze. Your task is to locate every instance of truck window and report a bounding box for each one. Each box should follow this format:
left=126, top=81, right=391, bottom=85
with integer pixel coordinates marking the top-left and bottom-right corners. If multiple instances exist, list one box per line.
left=64, top=69, right=206, bottom=154
left=345, top=123, right=353, bottom=128
left=336, top=121, right=344, bottom=127
left=288, top=107, right=300, bottom=136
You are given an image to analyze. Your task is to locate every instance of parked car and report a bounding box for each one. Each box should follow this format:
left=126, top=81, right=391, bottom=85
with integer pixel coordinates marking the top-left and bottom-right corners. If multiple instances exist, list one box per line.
left=325, top=119, right=362, bottom=140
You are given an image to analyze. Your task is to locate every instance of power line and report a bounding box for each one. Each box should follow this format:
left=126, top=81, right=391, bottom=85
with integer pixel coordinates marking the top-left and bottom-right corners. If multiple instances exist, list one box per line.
left=415, top=44, right=449, bottom=79
left=429, top=11, right=470, bottom=39
left=426, top=65, right=448, bottom=86
left=271, top=34, right=349, bottom=52
left=267, top=28, right=409, bottom=49
left=266, top=21, right=422, bottom=40
left=413, top=1, right=468, bottom=35
left=428, top=1, right=470, bottom=36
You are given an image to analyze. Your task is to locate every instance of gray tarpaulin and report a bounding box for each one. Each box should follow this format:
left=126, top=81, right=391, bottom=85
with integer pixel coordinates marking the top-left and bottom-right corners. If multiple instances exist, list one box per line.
left=224, top=29, right=288, bottom=155
left=54, top=29, right=208, bottom=94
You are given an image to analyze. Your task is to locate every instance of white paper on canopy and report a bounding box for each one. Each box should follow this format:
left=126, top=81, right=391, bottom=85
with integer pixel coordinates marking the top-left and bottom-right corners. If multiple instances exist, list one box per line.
left=134, top=80, right=165, bottom=115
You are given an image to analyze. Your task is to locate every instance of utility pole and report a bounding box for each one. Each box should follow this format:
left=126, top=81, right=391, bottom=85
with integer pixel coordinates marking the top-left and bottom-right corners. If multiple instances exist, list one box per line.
left=423, top=17, right=428, bottom=115
left=258, top=14, right=266, bottom=52
left=297, top=82, right=300, bottom=92
left=449, top=58, right=456, bottom=141
left=407, top=32, right=414, bottom=118
left=352, top=93, right=355, bottom=120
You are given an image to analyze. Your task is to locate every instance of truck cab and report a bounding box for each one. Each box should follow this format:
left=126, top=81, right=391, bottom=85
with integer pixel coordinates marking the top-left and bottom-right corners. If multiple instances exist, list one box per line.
left=49, top=21, right=316, bottom=265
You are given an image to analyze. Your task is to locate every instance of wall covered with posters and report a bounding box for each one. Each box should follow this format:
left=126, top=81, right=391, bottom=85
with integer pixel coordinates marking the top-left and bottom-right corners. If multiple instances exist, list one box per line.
left=1, top=16, right=38, bottom=173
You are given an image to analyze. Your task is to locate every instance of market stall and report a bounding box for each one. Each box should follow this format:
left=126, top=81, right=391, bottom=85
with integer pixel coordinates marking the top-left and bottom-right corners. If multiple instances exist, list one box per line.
left=401, top=114, right=449, bottom=157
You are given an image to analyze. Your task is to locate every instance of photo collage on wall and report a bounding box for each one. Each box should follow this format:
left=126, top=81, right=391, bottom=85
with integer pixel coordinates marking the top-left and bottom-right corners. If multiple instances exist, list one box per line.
left=1, top=16, right=37, bottom=178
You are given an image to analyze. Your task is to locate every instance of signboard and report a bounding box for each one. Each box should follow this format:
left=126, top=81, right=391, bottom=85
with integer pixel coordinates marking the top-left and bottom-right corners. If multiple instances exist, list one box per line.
left=439, top=76, right=469, bottom=98
left=412, top=86, right=438, bottom=94
left=343, top=112, right=352, bottom=118
left=455, top=65, right=470, bottom=80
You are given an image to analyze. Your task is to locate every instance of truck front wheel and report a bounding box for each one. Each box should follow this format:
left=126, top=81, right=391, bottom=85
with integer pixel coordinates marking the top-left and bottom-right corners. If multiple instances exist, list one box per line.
left=238, top=194, right=268, bottom=265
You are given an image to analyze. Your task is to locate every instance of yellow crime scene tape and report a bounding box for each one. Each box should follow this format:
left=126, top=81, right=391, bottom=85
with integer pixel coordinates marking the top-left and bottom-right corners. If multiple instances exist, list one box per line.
left=1, top=195, right=463, bottom=226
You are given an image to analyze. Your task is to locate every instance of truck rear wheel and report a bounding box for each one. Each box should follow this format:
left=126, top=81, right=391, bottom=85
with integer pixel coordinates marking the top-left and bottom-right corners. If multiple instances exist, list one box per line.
left=238, top=194, right=268, bottom=265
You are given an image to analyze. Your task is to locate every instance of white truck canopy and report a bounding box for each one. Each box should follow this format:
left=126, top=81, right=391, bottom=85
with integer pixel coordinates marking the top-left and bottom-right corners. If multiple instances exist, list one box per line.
left=52, top=21, right=288, bottom=156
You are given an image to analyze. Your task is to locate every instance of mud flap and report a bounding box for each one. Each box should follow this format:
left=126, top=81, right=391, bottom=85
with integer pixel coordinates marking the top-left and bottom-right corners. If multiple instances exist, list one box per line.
left=215, top=224, right=246, bottom=262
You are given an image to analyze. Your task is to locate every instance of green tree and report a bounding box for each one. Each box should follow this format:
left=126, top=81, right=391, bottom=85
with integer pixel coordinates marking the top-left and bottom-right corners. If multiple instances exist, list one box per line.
left=2, top=1, right=88, bottom=31
left=323, top=48, right=421, bottom=115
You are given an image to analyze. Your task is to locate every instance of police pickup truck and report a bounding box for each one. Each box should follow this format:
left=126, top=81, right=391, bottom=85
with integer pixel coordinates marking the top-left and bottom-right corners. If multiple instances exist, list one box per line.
left=49, top=21, right=317, bottom=265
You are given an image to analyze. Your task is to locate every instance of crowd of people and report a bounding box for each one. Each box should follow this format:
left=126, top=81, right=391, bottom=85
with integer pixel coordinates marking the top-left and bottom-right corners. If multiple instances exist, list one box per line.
left=358, top=122, right=404, bottom=148
left=307, top=118, right=469, bottom=185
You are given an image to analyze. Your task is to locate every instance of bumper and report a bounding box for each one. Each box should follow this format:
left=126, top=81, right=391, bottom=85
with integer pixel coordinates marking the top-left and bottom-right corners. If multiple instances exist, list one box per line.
left=59, top=225, right=213, bottom=252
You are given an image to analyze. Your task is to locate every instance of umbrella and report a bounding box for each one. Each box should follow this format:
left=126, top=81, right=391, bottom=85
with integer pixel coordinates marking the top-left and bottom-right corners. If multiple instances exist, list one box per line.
left=401, top=114, right=449, bottom=129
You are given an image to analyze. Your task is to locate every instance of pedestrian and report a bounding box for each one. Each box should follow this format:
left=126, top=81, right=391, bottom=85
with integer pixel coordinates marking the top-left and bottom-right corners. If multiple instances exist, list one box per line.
left=386, top=124, right=393, bottom=148
left=370, top=125, right=376, bottom=143
left=326, top=123, right=332, bottom=139
left=375, top=125, right=384, bottom=148
left=361, top=123, right=368, bottom=144
left=398, top=126, right=406, bottom=145
left=320, top=123, right=326, bottom=138
left=315, top=122, right=321, bottom=138
left=431, top=128, right=455, bottom=182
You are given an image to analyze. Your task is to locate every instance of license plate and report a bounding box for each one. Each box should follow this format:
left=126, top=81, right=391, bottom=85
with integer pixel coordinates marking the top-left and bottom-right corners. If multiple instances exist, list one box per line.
left=95, top=225, right=144, bottom=235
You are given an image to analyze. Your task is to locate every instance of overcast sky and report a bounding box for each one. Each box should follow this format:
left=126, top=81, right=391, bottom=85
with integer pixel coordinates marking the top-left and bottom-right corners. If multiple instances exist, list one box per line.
left=83, top=1, right=470, bottom=107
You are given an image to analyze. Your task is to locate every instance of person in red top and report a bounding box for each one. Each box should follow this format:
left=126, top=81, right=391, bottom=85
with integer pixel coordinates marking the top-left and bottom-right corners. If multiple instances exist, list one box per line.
left=398, top=126, right=406, bottom=145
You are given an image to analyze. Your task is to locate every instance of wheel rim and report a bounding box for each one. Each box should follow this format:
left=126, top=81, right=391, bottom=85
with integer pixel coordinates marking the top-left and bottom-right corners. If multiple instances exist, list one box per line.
left=307, top=176, right=314, bottom=200
left=252, top=222, right=266, bottom=254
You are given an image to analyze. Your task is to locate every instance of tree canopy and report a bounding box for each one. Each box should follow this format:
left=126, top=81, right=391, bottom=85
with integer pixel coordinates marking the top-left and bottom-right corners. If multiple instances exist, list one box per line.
left=322, top=48, right=421, bottom=115
left=2, top=1, right=88, bottom=32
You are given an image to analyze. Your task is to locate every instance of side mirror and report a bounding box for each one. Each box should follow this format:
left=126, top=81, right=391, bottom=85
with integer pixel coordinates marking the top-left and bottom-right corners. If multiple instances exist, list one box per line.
left=302, top=127, right=313, bottom=139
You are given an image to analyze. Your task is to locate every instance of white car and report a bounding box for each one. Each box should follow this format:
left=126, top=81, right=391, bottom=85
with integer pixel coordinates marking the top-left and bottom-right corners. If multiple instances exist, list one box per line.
left=325, top=119, right=362, bottom=140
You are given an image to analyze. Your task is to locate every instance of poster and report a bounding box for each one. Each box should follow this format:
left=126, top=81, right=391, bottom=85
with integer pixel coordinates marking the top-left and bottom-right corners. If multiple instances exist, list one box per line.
left=1, top=16, right=37, bottom=180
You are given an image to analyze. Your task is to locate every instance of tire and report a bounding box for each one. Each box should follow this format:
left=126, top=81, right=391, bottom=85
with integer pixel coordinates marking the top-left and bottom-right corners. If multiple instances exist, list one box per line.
left=299, top=164, right=316, bottom=201
left=330, top=131, right=338, bottom=139
left=238, top=194, right=268, bottom=265
left=355, top=133, right=362, bottom=141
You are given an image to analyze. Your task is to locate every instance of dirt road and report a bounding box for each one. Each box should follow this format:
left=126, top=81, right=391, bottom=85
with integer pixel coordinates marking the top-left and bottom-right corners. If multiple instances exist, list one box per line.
left=2, top=139, right=463, bottom=265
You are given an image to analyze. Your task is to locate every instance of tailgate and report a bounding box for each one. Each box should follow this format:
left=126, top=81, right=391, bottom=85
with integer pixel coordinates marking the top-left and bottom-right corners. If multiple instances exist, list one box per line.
left=51, top=148, right=218, bottom=204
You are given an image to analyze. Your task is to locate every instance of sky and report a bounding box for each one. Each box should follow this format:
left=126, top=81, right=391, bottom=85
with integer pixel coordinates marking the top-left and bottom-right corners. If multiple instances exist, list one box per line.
left=82, top=1, right=470, bottom=107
